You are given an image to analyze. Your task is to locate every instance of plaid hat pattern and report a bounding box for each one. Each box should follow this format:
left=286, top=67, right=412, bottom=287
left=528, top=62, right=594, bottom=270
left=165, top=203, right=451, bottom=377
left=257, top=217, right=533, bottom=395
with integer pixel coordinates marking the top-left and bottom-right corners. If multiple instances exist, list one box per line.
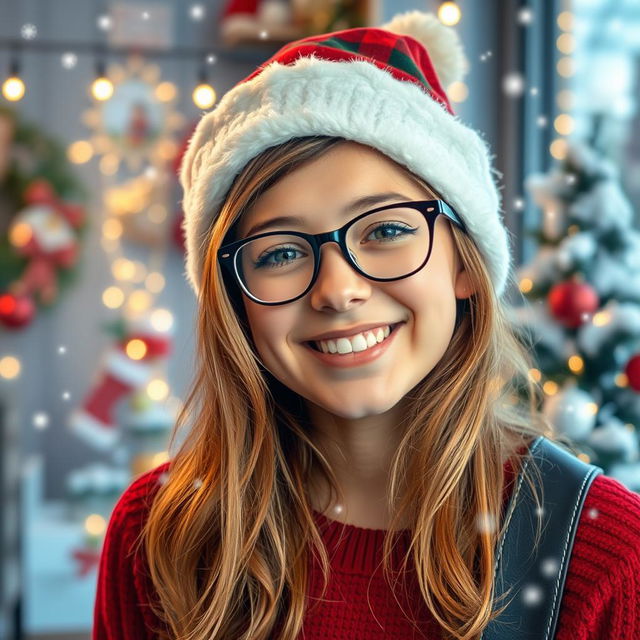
left=180, top=11, right=513, bottom=299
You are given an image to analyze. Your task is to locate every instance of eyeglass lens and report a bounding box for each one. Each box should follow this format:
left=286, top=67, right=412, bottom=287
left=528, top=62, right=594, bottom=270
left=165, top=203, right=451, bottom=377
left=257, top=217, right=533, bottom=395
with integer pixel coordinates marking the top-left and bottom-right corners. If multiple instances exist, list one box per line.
left=234, top=207, right=431, bottom=304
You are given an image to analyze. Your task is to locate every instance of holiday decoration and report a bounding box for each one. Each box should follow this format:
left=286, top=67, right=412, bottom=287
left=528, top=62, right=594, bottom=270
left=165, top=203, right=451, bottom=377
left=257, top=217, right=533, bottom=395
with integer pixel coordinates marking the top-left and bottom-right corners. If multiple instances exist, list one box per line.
left=510, top=139, right=640, bottom=490
left=8, top=179, right=85, bottom=305
left=0, top=107, right=88, bottom=329
left=625, top=354, right=640, bottom=392
left=542, top=382, right=597, bottom=441
left=82, top=55, right=184, bottom=173
left=0, top=293, right=35, bottom=329
left=547, top=276, right=599, bottom=328
left=69, top=313, right=173, bottom=450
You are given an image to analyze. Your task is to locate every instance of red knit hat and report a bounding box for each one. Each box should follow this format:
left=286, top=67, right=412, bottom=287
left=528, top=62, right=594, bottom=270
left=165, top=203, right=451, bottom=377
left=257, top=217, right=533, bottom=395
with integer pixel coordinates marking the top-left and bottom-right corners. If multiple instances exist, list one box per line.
left=180, top=11, right=513, bottom=299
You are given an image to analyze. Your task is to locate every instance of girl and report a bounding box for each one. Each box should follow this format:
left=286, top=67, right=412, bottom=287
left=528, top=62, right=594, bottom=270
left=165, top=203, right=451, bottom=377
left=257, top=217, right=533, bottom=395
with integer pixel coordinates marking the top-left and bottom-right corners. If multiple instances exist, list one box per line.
left=93, top=11, right=640, bottom=640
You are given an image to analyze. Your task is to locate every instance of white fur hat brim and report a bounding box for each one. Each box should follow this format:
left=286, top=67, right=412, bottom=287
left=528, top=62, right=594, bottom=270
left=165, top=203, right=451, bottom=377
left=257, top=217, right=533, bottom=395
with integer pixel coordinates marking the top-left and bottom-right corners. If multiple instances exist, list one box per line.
left=180, top=55, right=513, bottom=299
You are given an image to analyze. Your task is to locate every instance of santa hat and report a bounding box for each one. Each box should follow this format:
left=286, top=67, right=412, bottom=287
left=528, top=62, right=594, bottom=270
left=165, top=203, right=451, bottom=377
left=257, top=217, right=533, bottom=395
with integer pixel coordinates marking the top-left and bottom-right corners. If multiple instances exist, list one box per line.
left=180, top=11, right=513, bottom=299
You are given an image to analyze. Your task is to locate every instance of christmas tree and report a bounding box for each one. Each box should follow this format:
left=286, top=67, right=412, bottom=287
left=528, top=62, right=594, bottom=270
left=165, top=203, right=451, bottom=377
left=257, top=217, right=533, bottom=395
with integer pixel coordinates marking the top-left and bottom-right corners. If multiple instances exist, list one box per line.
left=509, top=139, right=640, bottom=491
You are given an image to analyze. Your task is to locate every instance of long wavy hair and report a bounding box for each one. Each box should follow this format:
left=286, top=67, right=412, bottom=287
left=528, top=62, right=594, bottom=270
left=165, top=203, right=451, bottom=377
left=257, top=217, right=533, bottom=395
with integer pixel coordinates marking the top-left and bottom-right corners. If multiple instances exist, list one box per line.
left=141, top=136, right=569, bottom=640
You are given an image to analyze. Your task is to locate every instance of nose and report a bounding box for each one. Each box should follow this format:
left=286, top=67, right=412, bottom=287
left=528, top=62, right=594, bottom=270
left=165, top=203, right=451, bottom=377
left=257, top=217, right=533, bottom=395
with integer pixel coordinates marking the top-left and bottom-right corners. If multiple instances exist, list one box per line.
left=308, top=242, right=372, bottom=311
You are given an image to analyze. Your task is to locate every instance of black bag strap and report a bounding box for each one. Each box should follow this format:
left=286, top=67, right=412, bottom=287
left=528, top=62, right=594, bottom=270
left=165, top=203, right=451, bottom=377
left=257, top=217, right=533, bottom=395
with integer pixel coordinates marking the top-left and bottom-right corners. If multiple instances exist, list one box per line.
left=480, top=436, right=603, bottom=640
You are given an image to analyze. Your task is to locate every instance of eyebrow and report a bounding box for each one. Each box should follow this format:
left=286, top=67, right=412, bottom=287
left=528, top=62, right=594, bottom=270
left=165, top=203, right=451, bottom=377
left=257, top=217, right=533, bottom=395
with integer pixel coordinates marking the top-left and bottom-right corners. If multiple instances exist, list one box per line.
left=243, top=192, right=413, bottom=238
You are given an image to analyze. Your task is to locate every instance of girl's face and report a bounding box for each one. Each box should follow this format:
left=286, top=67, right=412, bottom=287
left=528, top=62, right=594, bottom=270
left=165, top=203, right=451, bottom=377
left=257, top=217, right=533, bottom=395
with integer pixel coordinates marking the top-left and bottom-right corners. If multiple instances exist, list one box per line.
left=236, top=141, right=472, bottom=421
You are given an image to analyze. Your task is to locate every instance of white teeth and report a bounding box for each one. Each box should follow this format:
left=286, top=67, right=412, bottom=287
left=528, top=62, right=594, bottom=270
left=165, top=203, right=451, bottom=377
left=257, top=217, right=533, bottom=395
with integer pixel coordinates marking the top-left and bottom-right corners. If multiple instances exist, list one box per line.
left=314, top=324, right=395, bottom=355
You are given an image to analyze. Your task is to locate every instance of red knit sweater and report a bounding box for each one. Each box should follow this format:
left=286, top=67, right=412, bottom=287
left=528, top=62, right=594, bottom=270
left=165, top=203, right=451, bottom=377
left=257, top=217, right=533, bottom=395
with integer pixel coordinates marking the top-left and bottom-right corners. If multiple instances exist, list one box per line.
left=93, top=457, right=640, bottom=639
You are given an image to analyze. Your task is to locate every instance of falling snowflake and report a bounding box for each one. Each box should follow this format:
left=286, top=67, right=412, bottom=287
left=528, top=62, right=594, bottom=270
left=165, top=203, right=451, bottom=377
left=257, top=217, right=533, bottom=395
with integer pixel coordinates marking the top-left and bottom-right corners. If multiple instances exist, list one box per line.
left=62, top=391, right=71, bottom=401
left=521, top=583, right=543, bottom=606
left=206, top=54, right=217, bottom=65
left=141, top=10, right=150, bottom=20
left=21, top=23, right=38, bottom=40
left=540, top=557, right=559, bottom=578
left=58, top=344, right=68, bottom=354
left=194, top=478, right=204, bottom=489
left=190, top=4, right=205, bottom=21
left=565, top=173, right=577, bottom=185
left=517, top=7, right=534, bottom=25
left=97, top=14, right=112, bottom=31
left=144, top=166, right=158, bottom=179
left=33, top=412, right=49, bottom=429
left=502, top=72, right=525, bottom=97
left=158, top=472, right=170, bottom=485
left=514, top=198, right=525, bottom=211
left=530, top=87, right=539, bottom=96
left=61, top=53, right=77, bottom=69
left=588, top=508, right=599, bottom=519
left=535, top=505, right=545, bottom=519
left=536, top=115, right=548, bottom=128
left=259, top=30, right=269, bottom=39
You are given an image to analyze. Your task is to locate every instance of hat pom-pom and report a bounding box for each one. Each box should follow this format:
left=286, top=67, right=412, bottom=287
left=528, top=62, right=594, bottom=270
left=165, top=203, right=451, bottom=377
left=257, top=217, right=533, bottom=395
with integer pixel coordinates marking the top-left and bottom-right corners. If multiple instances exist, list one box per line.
left=381, top=10, right=469, bottom=88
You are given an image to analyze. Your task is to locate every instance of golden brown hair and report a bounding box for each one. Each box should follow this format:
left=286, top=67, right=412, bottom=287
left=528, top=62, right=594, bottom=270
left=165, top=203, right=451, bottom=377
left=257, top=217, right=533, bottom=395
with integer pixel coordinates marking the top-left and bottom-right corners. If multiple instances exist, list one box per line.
left=142, top=136, right=571, bottom=640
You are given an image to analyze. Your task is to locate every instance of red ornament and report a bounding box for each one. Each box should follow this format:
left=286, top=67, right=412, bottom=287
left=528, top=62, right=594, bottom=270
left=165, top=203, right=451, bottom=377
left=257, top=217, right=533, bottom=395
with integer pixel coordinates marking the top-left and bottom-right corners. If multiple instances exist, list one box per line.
left=0, top=293, right=36, bottom=329
left=625, top=354, right=640, bottom=392
left=547, top=278, right=599, bottom=328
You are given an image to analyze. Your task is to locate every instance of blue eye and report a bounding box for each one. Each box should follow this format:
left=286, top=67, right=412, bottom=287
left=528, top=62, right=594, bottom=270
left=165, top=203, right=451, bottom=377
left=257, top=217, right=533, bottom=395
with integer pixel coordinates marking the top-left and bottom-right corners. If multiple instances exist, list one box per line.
left=366, top=222, right=417, bottom=242
left=253, top=245, right=306, bottom=269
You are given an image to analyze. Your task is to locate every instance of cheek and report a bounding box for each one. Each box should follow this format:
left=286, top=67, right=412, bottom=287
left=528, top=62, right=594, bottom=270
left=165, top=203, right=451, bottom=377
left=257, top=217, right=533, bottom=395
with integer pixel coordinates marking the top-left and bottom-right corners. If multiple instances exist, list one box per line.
left=243, top=302, right=292, bottom=361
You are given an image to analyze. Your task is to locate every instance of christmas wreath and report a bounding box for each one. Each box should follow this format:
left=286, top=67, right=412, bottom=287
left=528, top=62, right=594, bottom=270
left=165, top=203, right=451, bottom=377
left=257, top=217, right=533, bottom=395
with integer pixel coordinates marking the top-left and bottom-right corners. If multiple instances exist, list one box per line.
left=0, top=106, right=88, bottom=329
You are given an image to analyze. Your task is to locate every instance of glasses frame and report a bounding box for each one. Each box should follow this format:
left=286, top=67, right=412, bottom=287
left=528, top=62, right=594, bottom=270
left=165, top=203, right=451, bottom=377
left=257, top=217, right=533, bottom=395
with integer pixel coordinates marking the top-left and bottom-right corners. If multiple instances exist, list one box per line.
left=217, top=199, right=467, bottom=306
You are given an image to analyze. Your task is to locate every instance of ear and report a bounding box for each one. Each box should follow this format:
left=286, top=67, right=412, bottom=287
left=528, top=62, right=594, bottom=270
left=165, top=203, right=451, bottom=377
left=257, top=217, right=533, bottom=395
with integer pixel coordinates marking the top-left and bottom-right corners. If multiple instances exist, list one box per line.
left=455, top=268, right=474, bottom=299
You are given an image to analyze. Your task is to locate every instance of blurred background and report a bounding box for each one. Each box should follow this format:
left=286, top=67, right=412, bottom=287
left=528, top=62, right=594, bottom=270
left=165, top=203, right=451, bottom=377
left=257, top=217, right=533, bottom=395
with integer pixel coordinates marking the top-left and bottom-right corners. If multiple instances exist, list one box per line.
left=0, top=0, right=639, bottom=638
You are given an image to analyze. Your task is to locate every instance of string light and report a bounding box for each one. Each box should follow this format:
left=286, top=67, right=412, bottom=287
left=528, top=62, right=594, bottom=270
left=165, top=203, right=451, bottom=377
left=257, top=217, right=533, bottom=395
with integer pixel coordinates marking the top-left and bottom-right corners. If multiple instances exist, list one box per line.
left=438, top=2, right=462, bottom=26
left=192, top=64, right=216, bottom=109
left=91, top=60, right=114, bottom=101
left=2, top=58, right=25, bottom=101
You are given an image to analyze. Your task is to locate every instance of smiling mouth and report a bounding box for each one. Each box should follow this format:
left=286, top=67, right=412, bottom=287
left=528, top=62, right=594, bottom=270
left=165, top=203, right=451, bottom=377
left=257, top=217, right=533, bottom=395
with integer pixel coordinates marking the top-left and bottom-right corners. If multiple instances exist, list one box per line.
left=304, top=322, right=402, bottom=352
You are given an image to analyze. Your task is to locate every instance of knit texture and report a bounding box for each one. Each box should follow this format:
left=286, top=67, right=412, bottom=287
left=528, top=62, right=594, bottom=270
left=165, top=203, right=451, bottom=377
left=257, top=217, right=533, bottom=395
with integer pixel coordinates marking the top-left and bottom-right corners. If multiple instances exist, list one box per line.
left=93, top=459, right=640, bottom=639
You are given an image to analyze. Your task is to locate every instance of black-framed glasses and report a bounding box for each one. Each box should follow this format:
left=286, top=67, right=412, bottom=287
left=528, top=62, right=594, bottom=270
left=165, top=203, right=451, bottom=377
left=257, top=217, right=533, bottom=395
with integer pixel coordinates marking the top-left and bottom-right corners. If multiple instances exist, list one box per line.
left=217, top=199, right=467, bottom=306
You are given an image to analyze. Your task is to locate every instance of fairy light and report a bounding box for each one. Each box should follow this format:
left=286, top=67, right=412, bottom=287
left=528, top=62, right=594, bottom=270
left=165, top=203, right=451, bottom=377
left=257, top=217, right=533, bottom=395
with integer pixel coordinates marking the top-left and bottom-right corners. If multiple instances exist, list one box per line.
left=568, top=355, right=584, bottom=374
left=127, top=289, right=152, bottom=313
left=438, top=1, right=461, bottom=26
left=519, top=277, right=533, bottom=293
left=85, top=514, right=107, bottom=536
left=102, top=286, right=125, bottom=309
left=614, top=373, right=628, bottom=388
left=155, top=81, right=177, bottom=102
left=0, top=356, right=21, bottom=380
left=102, top=218, right=123, bottom=240
left=91, top=61, right=114, bottom=101
left=554, top=114, right=574, bottom=135
left=447, top=81, right=468, bottom=103
left=550, top=138, right=568, bottom=160
left=150, top=308, right=174, bottom=332
left=9, top=221, right=32, bottom=248
left=126, top=339, right=147, bottom=360
left=68, top=140, right=94, bottom=164
left=2, top=74, right=25, bottom=101
left=145, top=272, right=165, bottom=293
left=192, top=64, right=216, bottom=109
left=147, top=378, right=169, bottom=401
left=543, top=380, right=559, bottom=395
